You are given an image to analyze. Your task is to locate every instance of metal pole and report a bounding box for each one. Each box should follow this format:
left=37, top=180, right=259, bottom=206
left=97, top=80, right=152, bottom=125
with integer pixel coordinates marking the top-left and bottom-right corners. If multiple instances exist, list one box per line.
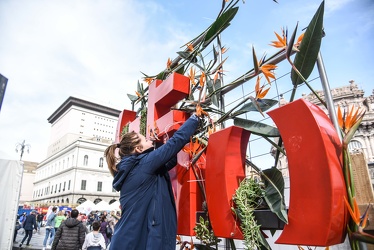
left=316, top=52, right=343, bottom=143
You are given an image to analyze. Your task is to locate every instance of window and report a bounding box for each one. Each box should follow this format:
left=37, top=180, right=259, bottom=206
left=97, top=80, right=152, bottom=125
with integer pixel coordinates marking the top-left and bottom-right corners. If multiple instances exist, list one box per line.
left=51, top=185, right=53, bottom=194
left=68, top=180, right=71, bottom=190
left=99, top=157, right=103, bottom=168
left=59, top=183, right=61, bottom=192
left=348, top=140, right=362, bottom=152
left=63, top=181, right=66, bottom=191
left=81, top=180, right=87, bottom=190
left=77, top=197, right=86, bottom=204
left=83, top=155, right=88, bottom=166
left=66, top=198, right=69, bottom=204
left=97, top=181, right=102, bottom=191
left=55, top=184, right=57, bottom=193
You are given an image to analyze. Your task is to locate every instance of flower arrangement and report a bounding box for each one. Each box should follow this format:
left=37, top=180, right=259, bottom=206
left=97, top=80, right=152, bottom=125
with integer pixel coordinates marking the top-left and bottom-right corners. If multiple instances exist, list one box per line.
left=124, top=0, right=372, bottom=249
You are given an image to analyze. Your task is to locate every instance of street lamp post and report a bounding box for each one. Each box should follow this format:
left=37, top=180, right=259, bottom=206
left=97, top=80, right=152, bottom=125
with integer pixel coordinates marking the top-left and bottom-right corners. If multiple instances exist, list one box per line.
left=15, top=140, right=31, bottom=161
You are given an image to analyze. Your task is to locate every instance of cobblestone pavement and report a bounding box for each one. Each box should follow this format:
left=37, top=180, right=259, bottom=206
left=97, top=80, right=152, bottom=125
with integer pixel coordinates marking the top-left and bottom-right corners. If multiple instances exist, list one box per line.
left=13, top=226, right=47, bottom=250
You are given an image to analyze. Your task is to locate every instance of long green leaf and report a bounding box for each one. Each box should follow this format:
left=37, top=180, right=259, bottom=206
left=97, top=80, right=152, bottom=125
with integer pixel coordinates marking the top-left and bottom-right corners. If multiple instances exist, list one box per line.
left=203, top=7, right=239, bottom=47
left=206, top=79, right=222, bottom=107
left=176, top=51, right=198, bottom=63
left=261, top=168, right=288, bottom=224
left=234, top=118, right=280, bottom=137
left=291, top=1, right=324, bottom=85
left=127, top=93, right=138, bottom=102
left=232, top=99, right=278, bottom=117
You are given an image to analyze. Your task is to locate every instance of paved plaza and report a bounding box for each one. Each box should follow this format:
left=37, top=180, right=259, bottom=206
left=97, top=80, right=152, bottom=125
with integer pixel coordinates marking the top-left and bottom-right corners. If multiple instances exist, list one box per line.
left=13, top=226, right=48, bottom=250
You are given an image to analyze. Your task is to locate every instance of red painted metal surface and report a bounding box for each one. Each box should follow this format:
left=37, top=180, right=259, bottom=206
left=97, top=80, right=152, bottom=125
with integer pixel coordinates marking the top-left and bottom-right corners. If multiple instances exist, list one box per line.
left=173, top=151, right=205, bottom=235
left=205, top=126, right=251, bottom=239
left=147, top=72, right=190, bottom=138
left=268, top=98, right=347, bottom=246
left=115, top=109, right=137, bottom=143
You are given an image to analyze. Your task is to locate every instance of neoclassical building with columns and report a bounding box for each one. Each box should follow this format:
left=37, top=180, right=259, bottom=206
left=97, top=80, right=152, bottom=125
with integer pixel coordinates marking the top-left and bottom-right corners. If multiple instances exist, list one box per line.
left=303, top=80, right=374, bottom=186
left=32, top=96, right=121, bottom=207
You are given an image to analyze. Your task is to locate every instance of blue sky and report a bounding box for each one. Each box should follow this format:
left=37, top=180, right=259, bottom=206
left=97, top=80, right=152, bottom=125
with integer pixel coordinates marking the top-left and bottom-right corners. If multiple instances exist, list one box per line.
left=0, top=0, right=373, bottom=163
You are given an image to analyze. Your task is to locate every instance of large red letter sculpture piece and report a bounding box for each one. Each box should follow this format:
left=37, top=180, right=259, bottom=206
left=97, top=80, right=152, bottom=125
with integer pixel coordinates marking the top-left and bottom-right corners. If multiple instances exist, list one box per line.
left=268, top=98, right=347, bottom=246
left=205, top=126, right=251, bottom=239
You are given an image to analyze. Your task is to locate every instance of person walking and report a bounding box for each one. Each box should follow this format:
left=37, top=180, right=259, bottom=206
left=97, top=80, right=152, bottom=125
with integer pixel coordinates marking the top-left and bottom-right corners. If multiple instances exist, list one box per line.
left=82, top=221, right=106, bottom=250
left=19, top=210, right=37, bottom=248
left=54, top=210, right=66, bottom=232
left=51, top=209, right=86, bottom=250
left=37, top=212, right=44, bottom=233
left=98, top=215, right=109, bottom=246
left=43, top=206, right=57, bottom=249
left=104, top=113, right=201, bottom=250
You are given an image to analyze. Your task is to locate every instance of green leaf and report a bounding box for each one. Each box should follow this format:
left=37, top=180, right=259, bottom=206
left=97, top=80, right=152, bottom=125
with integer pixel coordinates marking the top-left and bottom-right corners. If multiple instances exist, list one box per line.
left=252, top=46, right=259, bottom=74
left=203, top=7, right=239, bottom=47
left=234, top=118, right=280, bottom=137
left=232, top=99, right=278, bottom=117
left=261, top=167, right=288, bottom=224
left=206, top=79, right=222, bottom=107
left=291, top=1, right=325, bottom=85
left=127, top=94, right=138, bottom=102
left=286, top=23, right=298, bottom=60
left=176, top=51, right=198, bottom=63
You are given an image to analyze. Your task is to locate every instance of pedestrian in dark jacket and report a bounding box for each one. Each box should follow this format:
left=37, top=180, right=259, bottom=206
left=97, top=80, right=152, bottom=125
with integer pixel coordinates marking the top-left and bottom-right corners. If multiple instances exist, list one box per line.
left=19, top=210, right=37, bottom=248
left=104, top=113, right=201, bottom=250
left=51, top=209, right=86, bottom=250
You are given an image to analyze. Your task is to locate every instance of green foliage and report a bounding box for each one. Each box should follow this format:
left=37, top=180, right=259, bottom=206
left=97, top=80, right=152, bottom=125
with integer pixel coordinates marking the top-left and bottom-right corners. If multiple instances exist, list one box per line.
left=261, top=168, right=288, bottom=224
left=232, top=178, right=270, bottom=250
left=139, top=109, right=147, bottom=136
left=194, top=216, right=221, bottom=247
left=203, top=6, right=239, bottom=47
left=233, top=118, right=280, bottom=137
left=291, top=1, right=325, bottom=85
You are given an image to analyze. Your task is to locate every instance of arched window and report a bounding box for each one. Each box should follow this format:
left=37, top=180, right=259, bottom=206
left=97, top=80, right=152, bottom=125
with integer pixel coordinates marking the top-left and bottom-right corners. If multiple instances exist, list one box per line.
left=348, top=140, right=362, bottom=152
left=94, top=198, right=102, bottom=205
left=61, top=199, right=64, bottom=204
left=99, top=157, right=103, bottom=168
left=77, top=197, right=87, bottom=204
left=109, top=199, right=117, bottom=205
left=83, top=155, right=88, bottom=166
left=66, top=198, right=69, bottom=204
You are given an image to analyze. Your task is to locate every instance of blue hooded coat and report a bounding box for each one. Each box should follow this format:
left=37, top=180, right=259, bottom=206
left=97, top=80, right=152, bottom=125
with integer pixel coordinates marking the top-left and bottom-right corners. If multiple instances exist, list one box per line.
left=109, top=115, right=199, bottom=250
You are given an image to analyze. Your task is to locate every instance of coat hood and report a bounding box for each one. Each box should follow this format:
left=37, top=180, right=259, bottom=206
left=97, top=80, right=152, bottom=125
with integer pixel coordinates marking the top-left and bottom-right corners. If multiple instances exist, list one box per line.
left=65, top=218, right=81, bottom=228
left=112, top=148, right=153, bottom=191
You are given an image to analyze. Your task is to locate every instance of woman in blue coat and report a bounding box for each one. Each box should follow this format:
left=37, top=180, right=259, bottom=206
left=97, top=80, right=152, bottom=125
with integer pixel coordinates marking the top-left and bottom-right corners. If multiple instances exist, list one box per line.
left=104, top=114, right=200, bottom=250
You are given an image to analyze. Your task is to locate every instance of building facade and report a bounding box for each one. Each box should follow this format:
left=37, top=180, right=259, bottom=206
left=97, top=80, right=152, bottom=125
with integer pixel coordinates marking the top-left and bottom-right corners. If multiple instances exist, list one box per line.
left=32, top=96, right=121, bottom=207
left=19, top=161, right=38, bottom=205
left=303, top=81, right=374, bottom=187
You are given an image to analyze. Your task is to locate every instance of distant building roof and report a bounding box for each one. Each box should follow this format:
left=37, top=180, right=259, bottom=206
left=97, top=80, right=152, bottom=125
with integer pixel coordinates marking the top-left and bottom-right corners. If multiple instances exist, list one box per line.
left=47, top=96, right=121, bottom=124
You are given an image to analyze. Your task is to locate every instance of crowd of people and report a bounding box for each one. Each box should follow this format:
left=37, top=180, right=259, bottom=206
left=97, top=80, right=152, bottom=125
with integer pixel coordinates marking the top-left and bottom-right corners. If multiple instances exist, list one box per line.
left=14, top=207, right=120, bottom=250
left=13, top=112, right=201, bottom=249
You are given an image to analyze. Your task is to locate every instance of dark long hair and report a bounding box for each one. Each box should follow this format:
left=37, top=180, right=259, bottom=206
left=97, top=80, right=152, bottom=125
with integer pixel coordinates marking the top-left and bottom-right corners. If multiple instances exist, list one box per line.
left=104, top=131, right=141, bottom=176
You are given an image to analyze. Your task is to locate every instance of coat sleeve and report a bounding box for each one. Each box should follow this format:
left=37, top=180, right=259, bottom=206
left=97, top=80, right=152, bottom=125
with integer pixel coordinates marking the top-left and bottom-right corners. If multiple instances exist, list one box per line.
left=33, top=217, right=37, bottom=230
left=144, top=114, right=200, bottom=173
left=51, top=225, right=62, bottom=250
left=79, top=224, right=86, bottom=247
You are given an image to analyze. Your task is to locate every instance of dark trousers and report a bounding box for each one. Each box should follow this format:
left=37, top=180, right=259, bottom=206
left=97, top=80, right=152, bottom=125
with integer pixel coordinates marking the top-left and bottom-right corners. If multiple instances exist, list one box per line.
left=13, top=229, right=18, bottom=242
left=21, top=230, right=33, bottom=245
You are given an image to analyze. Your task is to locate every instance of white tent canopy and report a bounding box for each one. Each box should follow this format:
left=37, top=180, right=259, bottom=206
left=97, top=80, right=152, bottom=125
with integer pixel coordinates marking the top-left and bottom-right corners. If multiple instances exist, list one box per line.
left=109, top=201, right=121, bottom=211
left=76, top=200, right=95, bottom=214
left=92, top=200, right=111, bottom=211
